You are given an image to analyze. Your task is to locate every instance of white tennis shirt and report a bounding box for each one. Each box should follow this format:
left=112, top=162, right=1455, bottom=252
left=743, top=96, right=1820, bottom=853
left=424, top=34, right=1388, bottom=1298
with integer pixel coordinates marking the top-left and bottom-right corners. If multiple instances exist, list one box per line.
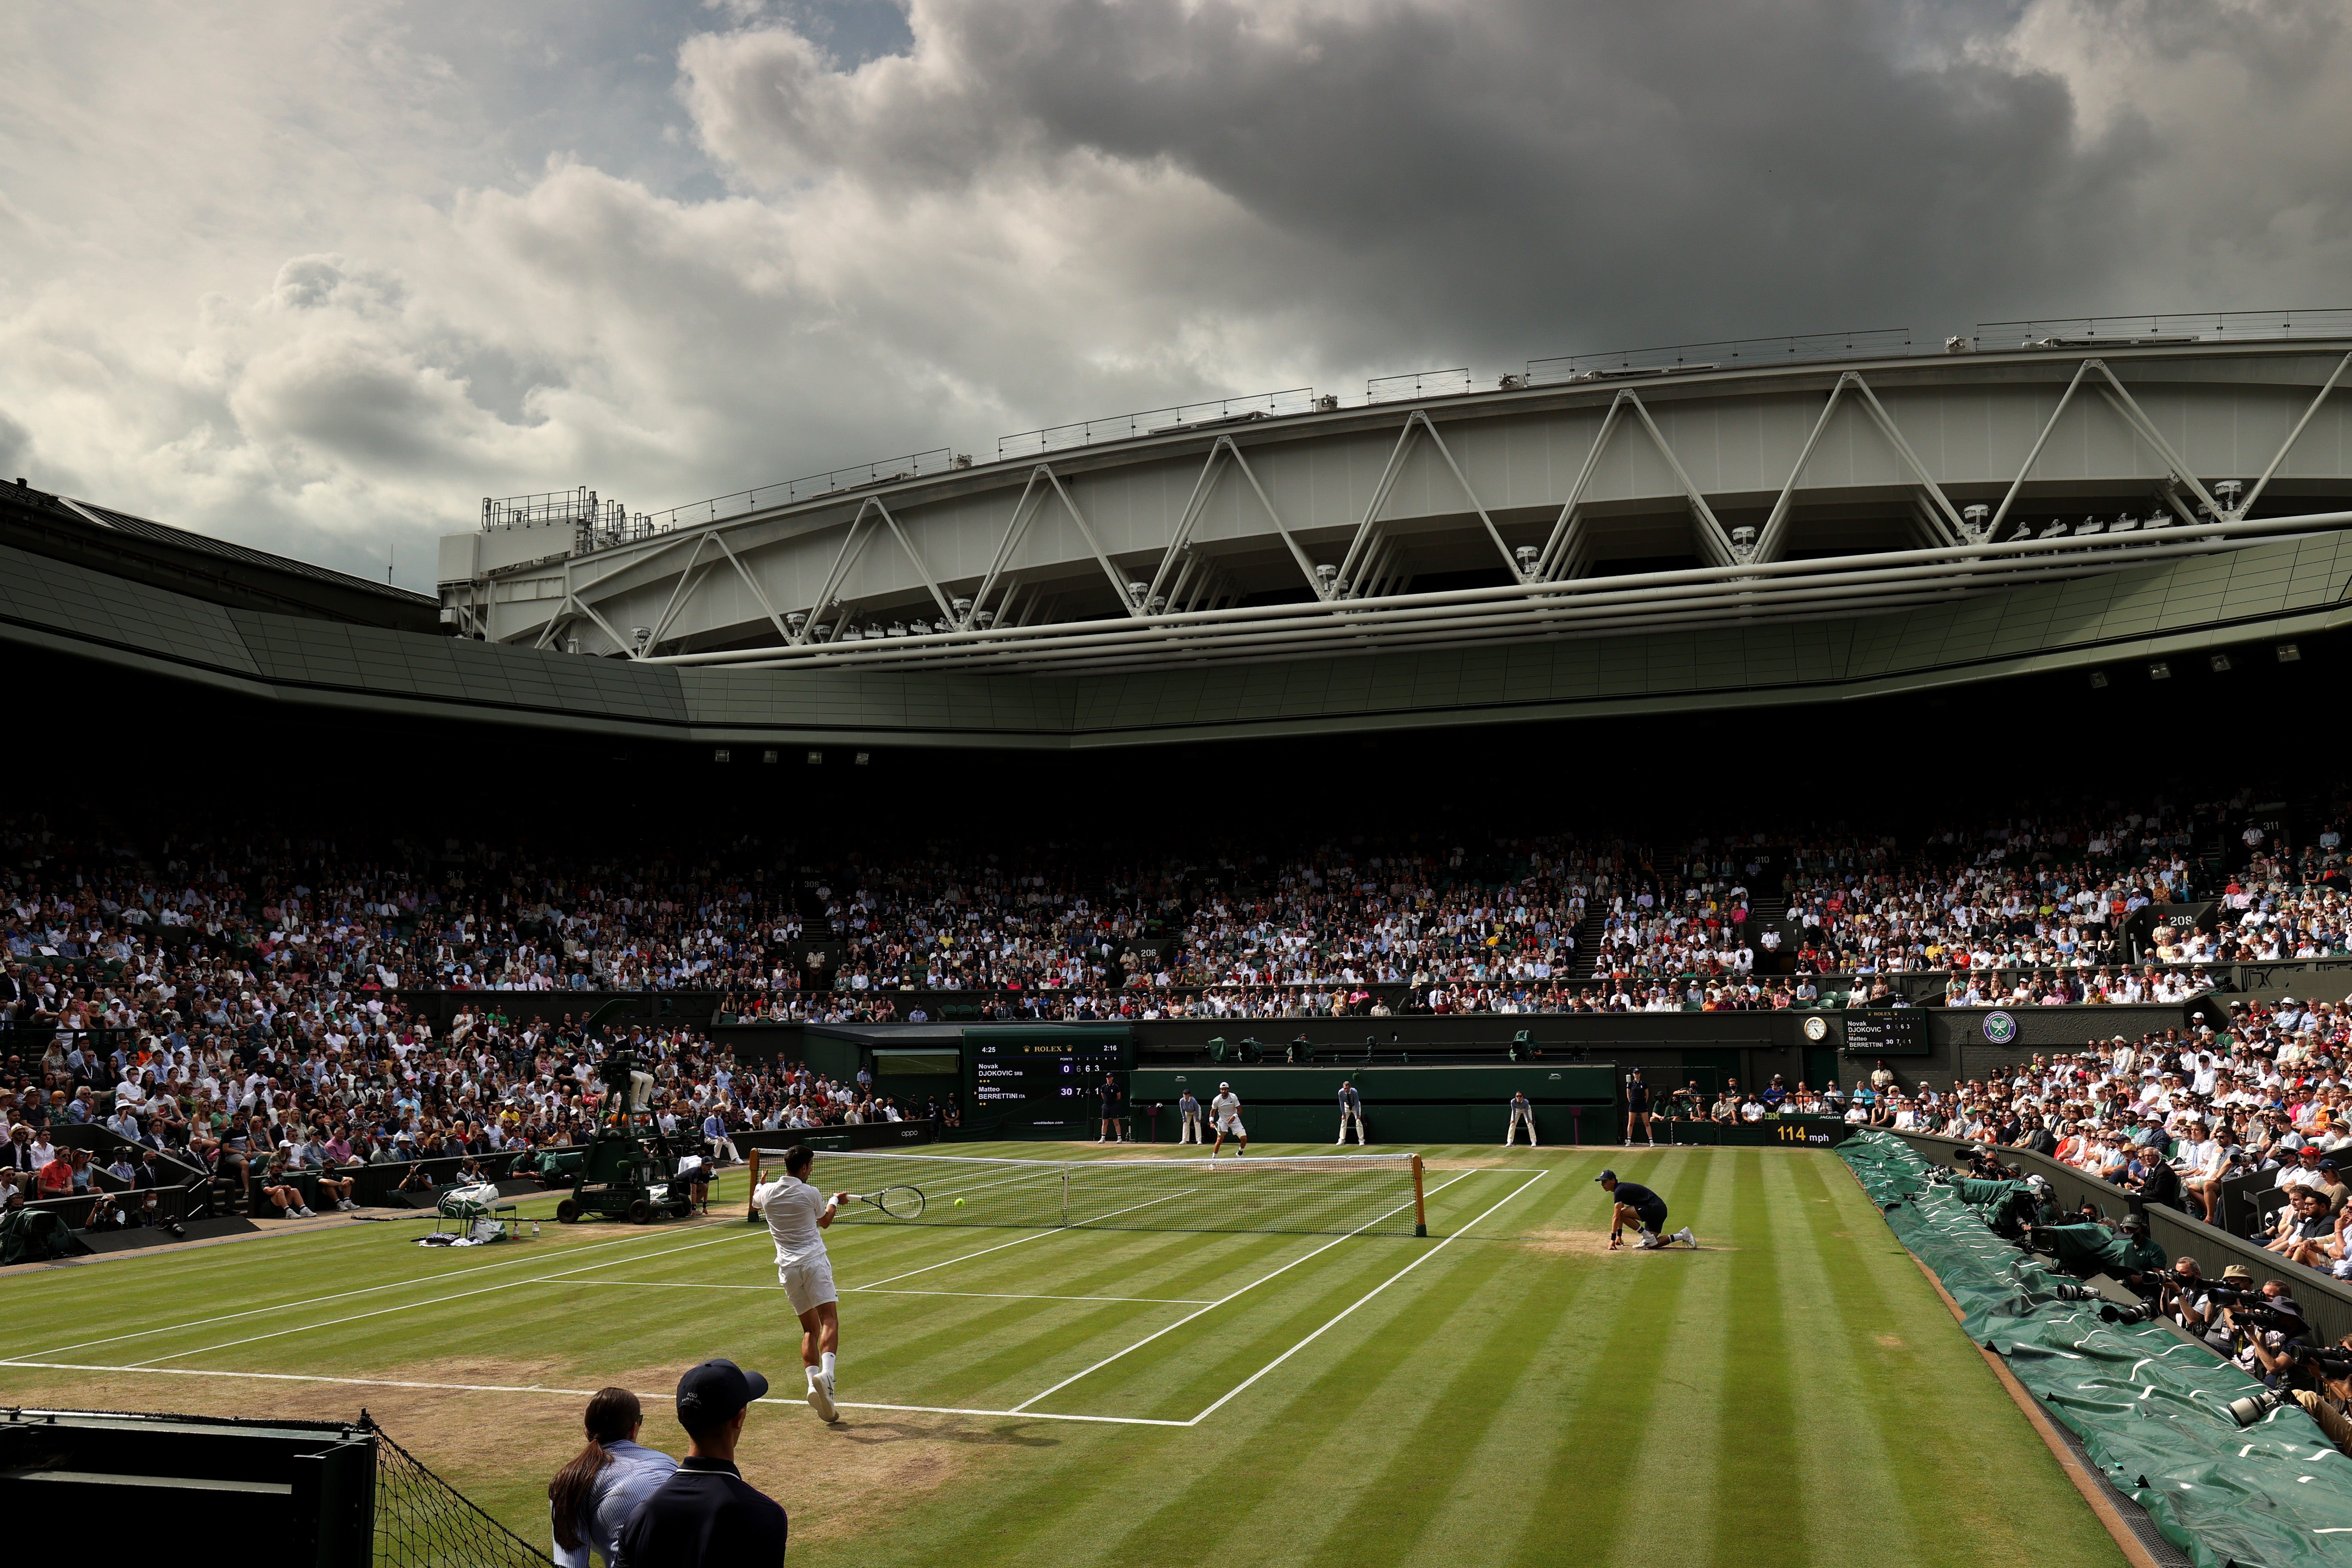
left=1211, top=1091, right=1242, bottom=1126
left=754, top=1175, right=830, bottom=1265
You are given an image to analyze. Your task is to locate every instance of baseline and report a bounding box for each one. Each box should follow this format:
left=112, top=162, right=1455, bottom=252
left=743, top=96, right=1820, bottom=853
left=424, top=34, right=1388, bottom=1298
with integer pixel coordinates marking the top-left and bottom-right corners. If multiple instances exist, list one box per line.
left=0, top=1359, right=1182, bottom=1428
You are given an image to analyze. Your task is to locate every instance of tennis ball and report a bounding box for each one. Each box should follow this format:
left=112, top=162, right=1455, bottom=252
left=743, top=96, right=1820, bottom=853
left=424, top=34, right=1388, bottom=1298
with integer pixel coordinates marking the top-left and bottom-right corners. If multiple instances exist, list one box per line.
left=954, top=1197, right=966, bottom=1208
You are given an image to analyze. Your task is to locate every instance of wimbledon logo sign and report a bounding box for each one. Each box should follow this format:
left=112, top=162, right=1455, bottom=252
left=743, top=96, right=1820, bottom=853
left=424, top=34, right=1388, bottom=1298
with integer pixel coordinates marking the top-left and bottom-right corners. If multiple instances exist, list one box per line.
left=1983, top=1010, right=2018, bottom=1045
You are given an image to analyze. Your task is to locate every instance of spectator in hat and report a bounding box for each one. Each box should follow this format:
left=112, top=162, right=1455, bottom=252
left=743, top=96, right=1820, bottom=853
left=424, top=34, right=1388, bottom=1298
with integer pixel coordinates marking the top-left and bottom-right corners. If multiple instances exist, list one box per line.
left=613, top=1360, right=786, bottom=1568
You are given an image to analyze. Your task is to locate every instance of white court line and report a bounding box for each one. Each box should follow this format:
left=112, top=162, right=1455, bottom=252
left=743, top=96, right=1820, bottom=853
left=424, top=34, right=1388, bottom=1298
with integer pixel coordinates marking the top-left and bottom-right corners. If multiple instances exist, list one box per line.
left=1008, top=1170, right=1477, bottom=1415
left=859, top=1287, right=1214, bottom=1305
left=12, top=1214, right=749, bottom=1363
left=565, top=1280, right=1213, bottom=1305
left=126, top=1224, right=769, bottom=1368
left=845, top=1190, right=1195, bottom=1291
left=0, top=1360, right=1184, bottom=1428
left=1184, top=1170, right=1549, bottom=1426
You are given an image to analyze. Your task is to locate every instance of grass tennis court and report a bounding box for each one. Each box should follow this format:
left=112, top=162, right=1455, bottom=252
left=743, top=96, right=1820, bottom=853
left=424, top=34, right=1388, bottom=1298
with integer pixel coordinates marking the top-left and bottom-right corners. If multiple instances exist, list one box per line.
left=1, top=1143, right=2124, bottom=1567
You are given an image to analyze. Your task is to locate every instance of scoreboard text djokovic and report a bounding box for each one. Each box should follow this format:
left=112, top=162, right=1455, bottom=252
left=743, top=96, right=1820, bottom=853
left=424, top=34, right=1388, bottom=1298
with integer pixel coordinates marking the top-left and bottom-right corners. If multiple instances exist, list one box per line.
left=970, top=1035, right=1131, bottom=1108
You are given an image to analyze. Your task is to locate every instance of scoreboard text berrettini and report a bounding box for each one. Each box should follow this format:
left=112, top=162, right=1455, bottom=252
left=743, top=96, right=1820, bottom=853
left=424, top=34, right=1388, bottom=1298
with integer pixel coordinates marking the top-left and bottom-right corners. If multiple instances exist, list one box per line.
left=966, top=1026, right=1133, bottom=1124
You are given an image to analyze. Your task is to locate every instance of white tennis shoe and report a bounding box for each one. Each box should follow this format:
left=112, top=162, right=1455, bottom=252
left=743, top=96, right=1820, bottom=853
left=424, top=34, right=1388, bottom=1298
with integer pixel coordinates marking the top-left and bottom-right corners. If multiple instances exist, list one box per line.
left=1636, top=1229, right=1662, bottom=1249
left=1673, top=1227, right=1696, bottom=1248
left=807, top=1369, right=839, bottom=1423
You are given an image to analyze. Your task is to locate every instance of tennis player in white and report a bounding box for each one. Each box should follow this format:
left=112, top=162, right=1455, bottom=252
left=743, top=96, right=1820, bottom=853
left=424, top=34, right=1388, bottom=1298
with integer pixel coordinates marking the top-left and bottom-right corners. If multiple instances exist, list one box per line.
left=1209, top=1081, right=1247, bottom=1158
left=751, top=1143, right=849, bottom=1423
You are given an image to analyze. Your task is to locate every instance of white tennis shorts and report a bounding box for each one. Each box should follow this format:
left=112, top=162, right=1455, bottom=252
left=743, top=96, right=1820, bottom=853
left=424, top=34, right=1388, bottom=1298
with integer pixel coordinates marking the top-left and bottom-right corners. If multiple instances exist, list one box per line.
left=1217, top=1117, right=1246, bottom=1136
left=778, top=1253, right=839, bottom=1315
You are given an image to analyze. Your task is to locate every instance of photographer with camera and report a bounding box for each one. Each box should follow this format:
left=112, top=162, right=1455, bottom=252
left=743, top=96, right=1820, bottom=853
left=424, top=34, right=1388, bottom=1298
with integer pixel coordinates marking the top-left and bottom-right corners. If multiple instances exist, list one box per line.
left=2284, top=1334, right=2352, bottom=1454
left=2152, top=1256, right=2208, bottom=1331
left=2196, top=1265, right=2310, bottom=1375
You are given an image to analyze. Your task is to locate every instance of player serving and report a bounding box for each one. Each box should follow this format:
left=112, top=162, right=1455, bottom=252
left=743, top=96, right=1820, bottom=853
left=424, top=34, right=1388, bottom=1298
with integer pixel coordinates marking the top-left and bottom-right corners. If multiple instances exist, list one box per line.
left=750, top=1143, right=848, bottom=1422
left=1209, top=1080, right=1247, bottom=1159
left=1597, top=1169, right=1695, bottom=1251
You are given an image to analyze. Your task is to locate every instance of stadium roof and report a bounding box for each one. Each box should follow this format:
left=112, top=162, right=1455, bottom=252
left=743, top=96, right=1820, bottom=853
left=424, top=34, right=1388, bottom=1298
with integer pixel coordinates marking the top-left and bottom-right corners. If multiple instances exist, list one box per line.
left=0, top=477, right=439, bottom=633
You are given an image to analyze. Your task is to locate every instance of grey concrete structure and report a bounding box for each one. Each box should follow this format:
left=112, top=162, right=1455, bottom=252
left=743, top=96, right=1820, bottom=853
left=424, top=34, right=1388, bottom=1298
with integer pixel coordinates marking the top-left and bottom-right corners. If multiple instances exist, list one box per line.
left=439, top=337, right=2352, bottom=685
left=8, top=332, right=2352, bottom=749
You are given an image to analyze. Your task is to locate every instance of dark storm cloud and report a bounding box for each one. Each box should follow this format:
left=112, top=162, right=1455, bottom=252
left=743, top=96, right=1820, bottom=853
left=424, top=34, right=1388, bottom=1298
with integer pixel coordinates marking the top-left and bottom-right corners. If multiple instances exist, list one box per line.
left=1, top=0, right=2346, bottom=584
left=685, top=0, right=2146, bottom=361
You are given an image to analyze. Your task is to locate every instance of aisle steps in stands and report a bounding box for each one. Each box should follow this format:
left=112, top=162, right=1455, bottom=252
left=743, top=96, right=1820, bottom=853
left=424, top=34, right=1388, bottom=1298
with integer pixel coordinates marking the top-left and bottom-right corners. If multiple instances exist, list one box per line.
left=1571, top=907, right=1609, bottom=979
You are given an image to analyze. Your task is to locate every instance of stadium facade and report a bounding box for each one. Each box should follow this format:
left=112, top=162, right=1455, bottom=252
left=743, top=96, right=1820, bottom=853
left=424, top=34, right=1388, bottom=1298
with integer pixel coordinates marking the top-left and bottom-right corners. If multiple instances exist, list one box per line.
left=8, top=318, right=2352, bottom=750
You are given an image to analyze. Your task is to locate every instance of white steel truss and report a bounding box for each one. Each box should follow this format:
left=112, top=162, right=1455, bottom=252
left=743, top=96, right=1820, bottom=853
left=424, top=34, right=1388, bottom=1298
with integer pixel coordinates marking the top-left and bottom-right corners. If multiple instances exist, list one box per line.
left=462, top=345, right=2352, bottom=669
left=1332, top=410, right=1524, bottom=594
left=632, top=510, right=2349, bottom=677
left=1532, top=389, right=1740, bottom=579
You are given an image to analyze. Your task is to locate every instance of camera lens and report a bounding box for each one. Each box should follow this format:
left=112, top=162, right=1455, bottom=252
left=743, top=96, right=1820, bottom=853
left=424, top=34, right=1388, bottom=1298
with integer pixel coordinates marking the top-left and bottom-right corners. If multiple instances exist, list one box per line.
left=2226, top=1390, right=2288, bottom=1429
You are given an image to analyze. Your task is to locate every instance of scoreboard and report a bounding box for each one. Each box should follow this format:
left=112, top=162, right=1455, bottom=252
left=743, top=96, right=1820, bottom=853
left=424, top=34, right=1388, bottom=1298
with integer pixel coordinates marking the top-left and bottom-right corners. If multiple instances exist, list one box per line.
left=1841, top=1009, right=1931, bottom=1057
left=966, top=1028, right=1133, bottom=1112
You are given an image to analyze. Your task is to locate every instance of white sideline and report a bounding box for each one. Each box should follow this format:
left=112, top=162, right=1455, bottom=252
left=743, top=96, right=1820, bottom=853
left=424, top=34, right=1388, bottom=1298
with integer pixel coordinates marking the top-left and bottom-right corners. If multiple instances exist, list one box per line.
left=15, top=1214, right=750, bottom=1362
left=1007, top=1170, right=1478, bottom=1414
left=0, top=1360, right=1187, bottom=1428
left=565, top=1279, right=1214, bottom=1305
left=1183, top=1170, right=1550, bottom=1425
left=123, top=1224, right=770, bottom=1368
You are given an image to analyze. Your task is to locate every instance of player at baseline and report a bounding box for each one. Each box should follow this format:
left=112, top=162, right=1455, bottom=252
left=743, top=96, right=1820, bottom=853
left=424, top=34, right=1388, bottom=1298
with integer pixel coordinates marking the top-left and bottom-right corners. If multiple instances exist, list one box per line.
left=1209, top=1081, right=1248, bottom=1159
left=750, top=1143, right=849, bottom=1422
left=1598, top=1169, right=1694, bottom=1251
left=1335, top=1079, right=1366, bottom=1146
left=1505, top=1090, right=1537, bottom=1147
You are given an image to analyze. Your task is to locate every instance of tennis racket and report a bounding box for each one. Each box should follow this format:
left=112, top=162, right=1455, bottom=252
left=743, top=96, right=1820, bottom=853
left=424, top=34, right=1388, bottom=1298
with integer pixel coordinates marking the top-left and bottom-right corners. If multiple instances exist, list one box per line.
left=842, top=1185, right=926, bottom=1220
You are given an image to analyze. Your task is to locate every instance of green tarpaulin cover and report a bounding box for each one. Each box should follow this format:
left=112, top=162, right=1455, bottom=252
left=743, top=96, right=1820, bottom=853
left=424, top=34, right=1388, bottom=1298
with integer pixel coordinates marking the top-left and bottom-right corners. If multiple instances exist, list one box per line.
left=1842, top=1130, right=2352, bottom=1568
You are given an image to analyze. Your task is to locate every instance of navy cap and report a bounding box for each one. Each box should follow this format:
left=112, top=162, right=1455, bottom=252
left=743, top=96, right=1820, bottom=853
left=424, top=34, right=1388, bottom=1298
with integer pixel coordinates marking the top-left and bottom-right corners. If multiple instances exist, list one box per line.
left=676, top=1358, right=769, bottom=1429
left=1595, top=1170, right=1617, bottom=1184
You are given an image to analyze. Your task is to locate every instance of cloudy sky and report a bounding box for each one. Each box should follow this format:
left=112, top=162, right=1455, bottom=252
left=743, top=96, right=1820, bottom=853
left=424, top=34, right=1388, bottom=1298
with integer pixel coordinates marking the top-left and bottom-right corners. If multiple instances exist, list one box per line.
left=1, top=0, right=2346, bottom=588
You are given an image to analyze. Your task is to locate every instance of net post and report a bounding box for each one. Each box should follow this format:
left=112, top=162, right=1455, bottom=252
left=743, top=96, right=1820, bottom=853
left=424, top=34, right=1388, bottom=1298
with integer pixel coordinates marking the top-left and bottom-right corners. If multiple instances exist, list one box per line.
left=1411, top=1154, right=1427, bottom=1238
left=1061, top=1166, right=1071, bottom=1228
left=744, top=1148, right=762, bottom=1222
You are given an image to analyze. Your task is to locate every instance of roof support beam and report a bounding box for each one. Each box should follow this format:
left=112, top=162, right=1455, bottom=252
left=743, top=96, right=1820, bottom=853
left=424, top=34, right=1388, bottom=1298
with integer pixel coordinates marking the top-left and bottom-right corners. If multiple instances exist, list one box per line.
left=2234, top=349, right=2352, bottom=519
left=713, top=532, right=795, bottom=648
left=1987, top=359, right=2095, bottom=539
left=1333, top=411, right=1521, bottom=593
left=1540, top=394, right=1624, bottom=581
left=1617, top=393, right=1738, bottom=568
left=1041, top=466, right=1144, bottom=617
left=2088, top=361, right=2226, bottom=522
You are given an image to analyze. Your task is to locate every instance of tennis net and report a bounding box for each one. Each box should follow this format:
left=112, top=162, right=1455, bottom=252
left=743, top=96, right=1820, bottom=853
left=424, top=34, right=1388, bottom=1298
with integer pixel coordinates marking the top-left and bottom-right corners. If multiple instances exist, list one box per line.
left=746, top=1150, right=1428, bottom=1237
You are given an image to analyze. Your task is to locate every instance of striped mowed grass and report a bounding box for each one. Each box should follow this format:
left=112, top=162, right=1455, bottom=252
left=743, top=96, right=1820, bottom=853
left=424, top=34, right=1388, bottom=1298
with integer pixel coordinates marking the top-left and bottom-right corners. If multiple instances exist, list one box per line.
left=0, top=1142, right=2123, bottom=1568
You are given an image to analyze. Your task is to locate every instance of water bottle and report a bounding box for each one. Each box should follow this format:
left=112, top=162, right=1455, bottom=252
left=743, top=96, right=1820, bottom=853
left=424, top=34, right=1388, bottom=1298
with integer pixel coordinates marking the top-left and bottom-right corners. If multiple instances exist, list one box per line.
left=531, top=1220, right=541, bottom=1238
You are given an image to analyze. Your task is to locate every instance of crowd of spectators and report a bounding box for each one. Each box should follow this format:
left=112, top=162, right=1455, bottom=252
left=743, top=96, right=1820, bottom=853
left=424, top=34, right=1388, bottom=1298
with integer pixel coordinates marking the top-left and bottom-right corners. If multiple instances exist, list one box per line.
left=1, top=791, right=2347, bottom=1226
left=0, top=944, right=944, bottom=1224
left=1877, top=997, right=2352, bottom=1280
